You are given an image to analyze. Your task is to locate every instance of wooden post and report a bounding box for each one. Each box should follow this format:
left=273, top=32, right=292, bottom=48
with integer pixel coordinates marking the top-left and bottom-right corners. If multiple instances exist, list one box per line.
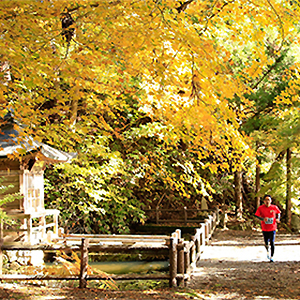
left=215, top=208, right=220, bottom=224
left=169, top=236, right=177, bottom=287
left=156, top=206, right=159, bottom=224
left=208, top=216, right=212, bottom=239
left=209, top=216, right=213, bottom=233
left=200, top=224, right=205, bottom=250
left=211, top=212, right=216, bottom=231
left=47, top=231, right=53, bottom=243
left=190, top=237, right=196, bottom=268
left=210, top=214, right=213, bottom=227
left=58, top=227, right=64, bottom=237
left=177, top=239, right=184, bottom=287
left=184, top=207, right=187, bottom=225
left=53, top=212, right=59, bottom=235
left=205, top=219, right=209, bottom=241
left=26, top=217, right=32, bottom=244
left=184, top=241, right=190, bottom=282
left=35, top=189, right=39, bottom=212
left=39, top=215, right=46, bottom=242
left=79, top=238, right=89, bottom=288
left=195, top=228, right=201, bottom=255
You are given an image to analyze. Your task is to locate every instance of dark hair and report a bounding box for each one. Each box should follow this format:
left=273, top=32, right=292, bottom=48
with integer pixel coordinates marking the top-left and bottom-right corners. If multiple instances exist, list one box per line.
left=264, top=194, right=272, bottom=200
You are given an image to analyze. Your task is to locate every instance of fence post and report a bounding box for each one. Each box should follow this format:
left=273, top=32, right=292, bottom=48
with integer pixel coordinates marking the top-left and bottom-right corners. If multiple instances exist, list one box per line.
left=79, top=238, right=89, bottom=288
left=212, top=212, right=216, bottom=231
left=26, top=217, right=32, bottom=244
left=156, top=206, right=159, bottom=224
left=184, top=241, right=191, bottom=281
left=190, top=237, right=196, bottom=268
left=177, top=239, right=184, bottom=287
left=195, top=228, right=201, bottom=255
left=169, top=236, right=177, bottom=287
left=39, top=215, right=46, bottom=242
left=200, top=224, right=206, bottom=250
left=204, top=219, right=209, bottom=242
left=215, top=208, right=220, bottom=224
left=184, top=207, right=187, bottom=225
left=209, top=215, right=213, bottom=236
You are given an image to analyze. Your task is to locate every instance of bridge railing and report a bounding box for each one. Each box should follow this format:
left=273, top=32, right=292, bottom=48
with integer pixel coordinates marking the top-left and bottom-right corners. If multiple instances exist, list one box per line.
left=144, top=207, right=219, bottom=226
left=0, top=208, right=219, bottom=288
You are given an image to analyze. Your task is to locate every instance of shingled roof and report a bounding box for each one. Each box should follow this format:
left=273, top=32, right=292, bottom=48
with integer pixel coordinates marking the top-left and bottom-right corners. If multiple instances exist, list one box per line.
left=0, top=111, right=76, bottom=163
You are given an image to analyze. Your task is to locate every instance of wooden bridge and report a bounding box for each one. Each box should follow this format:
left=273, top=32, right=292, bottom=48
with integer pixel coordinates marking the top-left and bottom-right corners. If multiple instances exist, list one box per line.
left=0, top=208, right=219, bottom=288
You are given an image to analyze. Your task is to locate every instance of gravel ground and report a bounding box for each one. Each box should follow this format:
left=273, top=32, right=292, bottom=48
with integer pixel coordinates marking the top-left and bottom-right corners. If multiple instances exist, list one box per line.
left=187, top=229, right=300, bottom=299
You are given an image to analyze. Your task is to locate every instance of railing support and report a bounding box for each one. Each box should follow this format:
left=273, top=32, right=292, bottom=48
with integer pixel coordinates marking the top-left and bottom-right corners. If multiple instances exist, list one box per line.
left=169, top=236, right=177, bottom=287
left=184, top=241, right=190, bottom=277
left=190, top=237, right=196, bottom=269
left=184, top=207, right=187, bottom=225
left=156, top=206, right=159, bottom=224
left=0, top=209, right=218, bottom=287
left=177, top=239, right=184, bottom=287
left=79, top=238, right=89, bottom=288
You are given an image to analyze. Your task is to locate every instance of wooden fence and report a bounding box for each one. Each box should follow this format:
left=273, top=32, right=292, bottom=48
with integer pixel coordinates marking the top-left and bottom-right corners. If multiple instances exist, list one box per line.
left=144, top=207, right=219, bottom=226
left=0, top=208, right=219, bottom=288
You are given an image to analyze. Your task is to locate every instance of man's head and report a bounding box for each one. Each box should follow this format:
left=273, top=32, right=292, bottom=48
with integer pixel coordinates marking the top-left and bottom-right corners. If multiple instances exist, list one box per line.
left=264, top=195, right=272, bottom=207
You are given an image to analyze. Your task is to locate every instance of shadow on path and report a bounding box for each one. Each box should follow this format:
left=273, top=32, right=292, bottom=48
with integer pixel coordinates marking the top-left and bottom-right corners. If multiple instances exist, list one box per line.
left=188, top=230, right=300, bottom=299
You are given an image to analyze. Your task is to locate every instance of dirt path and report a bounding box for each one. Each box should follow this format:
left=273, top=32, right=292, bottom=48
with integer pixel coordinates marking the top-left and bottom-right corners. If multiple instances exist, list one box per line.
left=0, top=229, right=299, bottom=299
left=187, top=229, right=300, bottom=299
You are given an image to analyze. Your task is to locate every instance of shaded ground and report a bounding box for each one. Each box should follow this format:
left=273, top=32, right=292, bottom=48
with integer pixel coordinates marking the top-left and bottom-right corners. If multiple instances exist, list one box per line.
left=189, top=260, right=300, bottom=299
left=0, top=284, right=191, bottom=300
left=0, top=229, right=299, bottom=299
left=187, top=229, right=300, bottom=299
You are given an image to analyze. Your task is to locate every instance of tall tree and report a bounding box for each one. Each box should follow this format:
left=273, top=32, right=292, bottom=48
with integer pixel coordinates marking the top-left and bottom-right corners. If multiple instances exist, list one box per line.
left=2, top=1, right=298, bottom=158
left=285, top=148, right=292, bottom=225
left=1, top=1, right=300, bottom=228
left=234, top=170, right=243, bottom=220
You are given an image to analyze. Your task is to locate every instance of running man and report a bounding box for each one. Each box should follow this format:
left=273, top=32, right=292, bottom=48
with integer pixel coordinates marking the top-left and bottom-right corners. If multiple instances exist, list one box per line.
left=255, top=195, right=281, bottom=262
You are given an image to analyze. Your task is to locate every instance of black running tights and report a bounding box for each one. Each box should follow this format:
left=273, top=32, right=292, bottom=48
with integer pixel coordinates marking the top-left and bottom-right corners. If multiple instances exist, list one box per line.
left=262, top=230, right=276, bottom=257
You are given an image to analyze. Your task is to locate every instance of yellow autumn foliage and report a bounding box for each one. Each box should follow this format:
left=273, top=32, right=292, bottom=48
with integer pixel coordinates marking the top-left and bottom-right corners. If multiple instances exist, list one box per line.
left=0, top=0, right=299, bottom=171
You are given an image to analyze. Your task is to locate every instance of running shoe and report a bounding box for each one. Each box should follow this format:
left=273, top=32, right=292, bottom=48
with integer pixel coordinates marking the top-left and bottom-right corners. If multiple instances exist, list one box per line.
left=270, top=257, right=274, bottom=262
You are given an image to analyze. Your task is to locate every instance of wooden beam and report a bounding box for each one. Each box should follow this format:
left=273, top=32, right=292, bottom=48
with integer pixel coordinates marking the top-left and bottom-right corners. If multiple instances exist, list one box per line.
left=79, top=238, right=89, bottom=288
left=177, top=239, right=184, bottom=287
left=169, top=234, right=178, bottom=287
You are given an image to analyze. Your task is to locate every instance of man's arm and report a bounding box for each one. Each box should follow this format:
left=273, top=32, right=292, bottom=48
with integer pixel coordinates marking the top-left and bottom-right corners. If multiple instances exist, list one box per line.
left=254, top=215, right=264, bottom=221
left=276, top=213, right=281, bottom=223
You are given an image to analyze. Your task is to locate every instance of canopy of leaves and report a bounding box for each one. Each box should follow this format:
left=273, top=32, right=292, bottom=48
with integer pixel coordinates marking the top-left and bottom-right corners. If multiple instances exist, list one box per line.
left=1, top=1, right=300, bottom=230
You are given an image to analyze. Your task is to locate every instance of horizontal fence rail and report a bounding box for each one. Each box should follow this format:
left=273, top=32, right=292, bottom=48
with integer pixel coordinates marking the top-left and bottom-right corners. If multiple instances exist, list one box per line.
left=144, top=207, right=219, bottom=226
left=0, top=208, right=219, bottom=288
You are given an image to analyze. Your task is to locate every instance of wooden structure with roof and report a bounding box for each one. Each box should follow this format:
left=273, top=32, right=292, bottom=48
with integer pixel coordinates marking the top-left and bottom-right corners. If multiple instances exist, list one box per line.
left=0, top=112, right=76, bottom=245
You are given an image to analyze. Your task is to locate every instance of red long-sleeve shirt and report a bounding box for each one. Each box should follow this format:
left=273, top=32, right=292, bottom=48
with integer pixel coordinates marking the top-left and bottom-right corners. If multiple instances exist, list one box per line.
left=255, top=204, right=281, bottom=231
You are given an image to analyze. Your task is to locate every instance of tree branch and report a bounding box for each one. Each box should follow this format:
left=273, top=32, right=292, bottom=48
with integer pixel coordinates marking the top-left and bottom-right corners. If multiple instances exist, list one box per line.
left=176, top=0, right=195, bottom=13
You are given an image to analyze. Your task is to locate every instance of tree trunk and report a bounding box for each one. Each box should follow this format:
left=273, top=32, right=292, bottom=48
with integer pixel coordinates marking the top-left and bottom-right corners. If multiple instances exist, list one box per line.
left=234, top=170, right=243, bottom=220
left=286, top=148, right=292, bottom=225
left=255, top=157, right=261, bottom=210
